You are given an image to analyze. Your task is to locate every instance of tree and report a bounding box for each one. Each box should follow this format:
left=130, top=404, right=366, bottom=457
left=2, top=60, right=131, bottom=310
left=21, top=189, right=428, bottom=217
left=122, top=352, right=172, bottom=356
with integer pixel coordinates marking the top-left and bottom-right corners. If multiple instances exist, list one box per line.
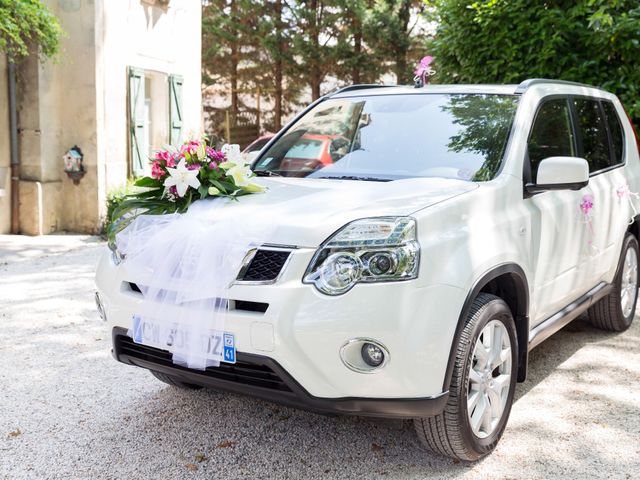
left=289, top=0, right=345, bottom=100
left=202, top=0, right=262, bottom=116
left=258, top=0, right=299, bottom=130
left=427, top=0, right=640, bottom=127
left=333, top=0, right=388, bottom=85
left=366, top=0, right=429, bottom=84
left=0, top=0, right=64, bottom=61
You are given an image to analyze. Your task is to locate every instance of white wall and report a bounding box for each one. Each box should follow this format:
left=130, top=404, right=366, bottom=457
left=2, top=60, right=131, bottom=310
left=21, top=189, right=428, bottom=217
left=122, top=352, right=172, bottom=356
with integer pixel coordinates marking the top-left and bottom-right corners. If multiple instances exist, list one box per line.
left=96, top=0, right=202, bottom=223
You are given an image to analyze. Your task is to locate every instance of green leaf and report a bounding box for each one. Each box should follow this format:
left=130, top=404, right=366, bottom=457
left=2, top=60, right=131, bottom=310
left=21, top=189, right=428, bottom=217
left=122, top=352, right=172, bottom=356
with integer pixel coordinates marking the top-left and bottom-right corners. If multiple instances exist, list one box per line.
left=133, top=176, right=162, bottom=188
left=198, top=185, right=210, bottom=198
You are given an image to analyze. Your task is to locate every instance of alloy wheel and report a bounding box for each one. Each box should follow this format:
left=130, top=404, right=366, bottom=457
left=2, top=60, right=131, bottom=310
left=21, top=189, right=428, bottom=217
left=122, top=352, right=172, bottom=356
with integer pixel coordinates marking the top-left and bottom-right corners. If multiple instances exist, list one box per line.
left=467, top=319, right=512, bottom=439
left=620, top=247, right=638, bottom=318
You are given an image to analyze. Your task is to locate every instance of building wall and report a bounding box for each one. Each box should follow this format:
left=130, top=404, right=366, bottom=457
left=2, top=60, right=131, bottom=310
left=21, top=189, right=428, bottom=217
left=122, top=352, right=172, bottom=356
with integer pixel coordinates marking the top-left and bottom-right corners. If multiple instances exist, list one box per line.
left=0, top=56, right=10, bottom=234
left=13, top=0, right=201, bottom=235
left=96, top=0, right=202, bottom=224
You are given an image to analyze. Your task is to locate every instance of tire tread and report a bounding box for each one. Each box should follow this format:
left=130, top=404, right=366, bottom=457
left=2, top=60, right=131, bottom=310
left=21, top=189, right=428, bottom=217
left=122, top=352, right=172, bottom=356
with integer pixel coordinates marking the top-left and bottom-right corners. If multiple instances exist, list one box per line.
left=588, top=233, right=638, bottom=332
left=415, top=293, right=511, bottom=461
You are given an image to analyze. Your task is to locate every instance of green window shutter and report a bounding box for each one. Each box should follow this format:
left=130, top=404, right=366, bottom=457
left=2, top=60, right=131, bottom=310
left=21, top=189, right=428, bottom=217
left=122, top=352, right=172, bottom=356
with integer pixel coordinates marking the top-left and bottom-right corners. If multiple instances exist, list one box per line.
left=169, top=74, right=184, bottom=145
left=128, top=67, right=146, bottom=177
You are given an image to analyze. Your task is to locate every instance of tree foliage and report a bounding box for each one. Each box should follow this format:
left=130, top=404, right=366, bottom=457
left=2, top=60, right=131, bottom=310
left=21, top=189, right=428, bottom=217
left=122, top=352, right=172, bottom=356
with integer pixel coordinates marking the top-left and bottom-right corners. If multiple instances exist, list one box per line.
left=427, top=0, right=640, bottom=126
left=201, top=0, right=430, bottom=135
left=0, top=0, right=64, bottom=61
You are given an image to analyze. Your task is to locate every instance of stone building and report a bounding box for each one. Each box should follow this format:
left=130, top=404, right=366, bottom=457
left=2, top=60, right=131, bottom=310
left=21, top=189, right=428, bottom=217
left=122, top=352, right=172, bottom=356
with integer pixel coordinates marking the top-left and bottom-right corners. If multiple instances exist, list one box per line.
left=0, top=0, right=202, bottom=235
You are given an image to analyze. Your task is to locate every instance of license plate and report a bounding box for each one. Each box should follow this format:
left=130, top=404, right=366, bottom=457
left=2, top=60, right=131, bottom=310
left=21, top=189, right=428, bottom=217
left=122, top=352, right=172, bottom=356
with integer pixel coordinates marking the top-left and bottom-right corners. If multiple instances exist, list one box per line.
left=131, top=315, right=236, bottom=364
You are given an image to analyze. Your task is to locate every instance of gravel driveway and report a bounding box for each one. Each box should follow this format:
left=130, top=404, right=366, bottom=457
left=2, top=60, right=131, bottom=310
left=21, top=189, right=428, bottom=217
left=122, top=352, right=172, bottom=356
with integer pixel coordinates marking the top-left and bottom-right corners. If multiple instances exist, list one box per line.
left=1, top=235, right=639, bottom=479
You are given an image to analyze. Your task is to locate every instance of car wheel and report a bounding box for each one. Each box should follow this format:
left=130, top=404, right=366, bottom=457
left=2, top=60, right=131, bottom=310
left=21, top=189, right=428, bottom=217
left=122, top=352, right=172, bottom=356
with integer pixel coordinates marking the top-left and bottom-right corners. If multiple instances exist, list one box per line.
left=414, top=293, right=518, bottom=461
left=150, top=370, right=203, bottom=390
left=588, top=233, right=639, bottom=332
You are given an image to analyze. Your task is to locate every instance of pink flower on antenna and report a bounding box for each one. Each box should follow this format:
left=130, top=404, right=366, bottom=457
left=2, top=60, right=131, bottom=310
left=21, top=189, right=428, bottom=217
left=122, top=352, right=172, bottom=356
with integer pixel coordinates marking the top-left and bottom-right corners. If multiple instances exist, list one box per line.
left=414, top=56, right=435, bottom=76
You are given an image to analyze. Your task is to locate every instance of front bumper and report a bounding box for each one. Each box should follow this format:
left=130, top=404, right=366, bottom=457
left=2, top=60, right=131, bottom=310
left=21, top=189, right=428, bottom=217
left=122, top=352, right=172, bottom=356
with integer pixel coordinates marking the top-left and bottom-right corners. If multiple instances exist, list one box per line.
left=113, top=327, right=448, bottom=418
left=97, top=246, right=466, bottom=401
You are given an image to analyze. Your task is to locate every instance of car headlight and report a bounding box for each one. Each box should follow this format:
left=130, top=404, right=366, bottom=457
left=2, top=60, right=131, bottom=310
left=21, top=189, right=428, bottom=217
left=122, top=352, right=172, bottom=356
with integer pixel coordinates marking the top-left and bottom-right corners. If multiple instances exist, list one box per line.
left=304, top=217, right=420, bottom=295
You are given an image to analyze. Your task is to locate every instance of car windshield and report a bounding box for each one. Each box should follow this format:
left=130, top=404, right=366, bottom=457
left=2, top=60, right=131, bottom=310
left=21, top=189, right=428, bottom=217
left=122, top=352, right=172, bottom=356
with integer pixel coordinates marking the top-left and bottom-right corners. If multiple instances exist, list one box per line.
left=246, top=137, right=271, bottom=152
left=253, top=93, right=519, bottom=181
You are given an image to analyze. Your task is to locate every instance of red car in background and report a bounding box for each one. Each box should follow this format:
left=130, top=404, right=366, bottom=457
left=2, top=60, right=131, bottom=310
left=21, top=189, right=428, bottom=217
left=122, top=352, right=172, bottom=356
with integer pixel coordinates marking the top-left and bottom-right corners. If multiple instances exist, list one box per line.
left=244, top=133, right=344, bottom=175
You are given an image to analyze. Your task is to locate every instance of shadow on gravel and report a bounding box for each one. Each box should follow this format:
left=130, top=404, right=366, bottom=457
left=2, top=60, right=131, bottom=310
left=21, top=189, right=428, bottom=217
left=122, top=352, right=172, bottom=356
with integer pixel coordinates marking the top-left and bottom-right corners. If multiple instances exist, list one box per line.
left=514, top=316, right=619, bottom=402
left=86, top=315, right=639, bottom=479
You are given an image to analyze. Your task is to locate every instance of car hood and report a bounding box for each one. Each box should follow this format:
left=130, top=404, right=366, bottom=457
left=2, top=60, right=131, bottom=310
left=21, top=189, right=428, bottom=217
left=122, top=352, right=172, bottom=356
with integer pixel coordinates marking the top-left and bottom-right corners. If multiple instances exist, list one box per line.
left=201, top=177, right=477, bottom=247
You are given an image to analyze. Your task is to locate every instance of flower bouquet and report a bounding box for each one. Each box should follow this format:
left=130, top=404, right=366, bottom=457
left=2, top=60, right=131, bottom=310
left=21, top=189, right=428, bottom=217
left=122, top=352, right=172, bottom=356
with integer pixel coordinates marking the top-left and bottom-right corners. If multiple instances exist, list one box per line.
left=108, top=139, right=265, bottom=242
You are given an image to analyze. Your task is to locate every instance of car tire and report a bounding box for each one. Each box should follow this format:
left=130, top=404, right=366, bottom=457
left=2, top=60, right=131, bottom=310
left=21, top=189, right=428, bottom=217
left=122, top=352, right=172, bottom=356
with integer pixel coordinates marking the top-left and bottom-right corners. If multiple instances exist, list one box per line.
left=150, top=370, right=203, bottom=390
left=588, top=233, right=639, bottom=332
left=414, top=293, right=518, bottom=461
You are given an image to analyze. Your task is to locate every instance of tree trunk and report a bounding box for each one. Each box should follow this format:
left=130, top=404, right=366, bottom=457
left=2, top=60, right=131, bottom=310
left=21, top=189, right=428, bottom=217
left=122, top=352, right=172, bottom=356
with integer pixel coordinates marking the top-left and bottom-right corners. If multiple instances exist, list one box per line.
left=310, top=0, right=322, bottom=100
left=395, top=0, right=412, bottom=84
left=352, top=16, right=362, bottom=84
left=274, top=0, right=283, bottom=130
left=230, top=0, right=239, bottom=117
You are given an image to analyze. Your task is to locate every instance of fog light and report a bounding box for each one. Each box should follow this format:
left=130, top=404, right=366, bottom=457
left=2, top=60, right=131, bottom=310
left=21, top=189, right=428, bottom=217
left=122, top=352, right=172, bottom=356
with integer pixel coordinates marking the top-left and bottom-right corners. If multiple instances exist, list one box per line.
left=340, top=338, right=389, bottom=373
left=361, top=342, right=384, bottom=367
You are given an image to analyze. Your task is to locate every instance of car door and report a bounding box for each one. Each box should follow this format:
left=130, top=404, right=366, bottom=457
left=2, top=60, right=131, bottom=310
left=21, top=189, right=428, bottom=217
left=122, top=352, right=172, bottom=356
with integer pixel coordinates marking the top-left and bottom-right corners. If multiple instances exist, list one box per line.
left=524, top=97, right=594, bottom=324
left=571, top=97, right=629, bottom=283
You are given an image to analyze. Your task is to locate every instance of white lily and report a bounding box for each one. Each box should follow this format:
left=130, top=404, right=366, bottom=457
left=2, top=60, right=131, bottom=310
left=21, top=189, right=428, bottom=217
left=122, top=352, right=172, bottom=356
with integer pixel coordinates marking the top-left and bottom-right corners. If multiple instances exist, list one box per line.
left=163, top=158, right=201, bottom=197
left=244, top=182, right=266, bottom=193
left=227, top=163, right=253, bottom=187
left=221, top=143, right=249, bottom=165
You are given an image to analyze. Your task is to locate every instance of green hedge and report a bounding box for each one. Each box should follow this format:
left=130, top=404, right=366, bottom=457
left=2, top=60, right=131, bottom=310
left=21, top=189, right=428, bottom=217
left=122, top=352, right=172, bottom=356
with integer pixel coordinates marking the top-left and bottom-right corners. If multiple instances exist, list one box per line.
left=427, top=0, right=640, bottom=128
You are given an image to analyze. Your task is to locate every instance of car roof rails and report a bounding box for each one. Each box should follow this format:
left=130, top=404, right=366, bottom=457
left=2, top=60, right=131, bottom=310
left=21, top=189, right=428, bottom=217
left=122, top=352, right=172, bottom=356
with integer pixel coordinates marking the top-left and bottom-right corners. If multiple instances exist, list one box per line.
left=515, top=78, right=603, bottom=94
left=327, top=84, right=398, bottom=97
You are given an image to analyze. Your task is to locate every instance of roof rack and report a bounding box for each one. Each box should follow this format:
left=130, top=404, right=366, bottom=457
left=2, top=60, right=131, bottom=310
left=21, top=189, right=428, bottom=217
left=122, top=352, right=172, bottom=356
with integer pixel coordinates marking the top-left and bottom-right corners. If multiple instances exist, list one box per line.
left=515, top=78, right=602, bottom=94
left=327, top=84, right=397, bottom=97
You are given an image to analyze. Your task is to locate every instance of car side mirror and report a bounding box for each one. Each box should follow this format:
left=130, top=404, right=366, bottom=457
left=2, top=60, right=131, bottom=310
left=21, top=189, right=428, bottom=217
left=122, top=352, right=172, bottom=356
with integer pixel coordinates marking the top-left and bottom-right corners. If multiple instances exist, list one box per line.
left=526, top=156, right=589, bottom=194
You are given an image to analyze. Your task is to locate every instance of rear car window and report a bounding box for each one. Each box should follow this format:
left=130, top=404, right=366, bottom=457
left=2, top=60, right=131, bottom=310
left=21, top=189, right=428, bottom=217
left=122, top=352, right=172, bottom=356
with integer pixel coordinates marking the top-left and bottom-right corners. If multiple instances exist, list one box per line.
left=286, top=139, right=324, bottom=159
left=573, top=98, right=611, bottom=173
left=602, top=101, right=624, bottom=166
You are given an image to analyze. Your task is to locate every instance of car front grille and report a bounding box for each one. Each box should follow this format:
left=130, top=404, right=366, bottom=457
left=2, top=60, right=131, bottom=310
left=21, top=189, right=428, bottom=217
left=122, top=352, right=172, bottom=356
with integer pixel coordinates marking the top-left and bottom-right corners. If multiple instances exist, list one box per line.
left=238, top=249, right=291, bottom=282
left=115, top=334, right=292, bottom=392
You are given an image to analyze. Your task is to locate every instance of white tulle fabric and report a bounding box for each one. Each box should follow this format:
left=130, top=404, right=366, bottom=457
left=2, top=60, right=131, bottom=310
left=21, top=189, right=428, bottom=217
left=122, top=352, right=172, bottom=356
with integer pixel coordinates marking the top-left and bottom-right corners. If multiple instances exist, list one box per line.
left=116, top=198, right=274, bottom=370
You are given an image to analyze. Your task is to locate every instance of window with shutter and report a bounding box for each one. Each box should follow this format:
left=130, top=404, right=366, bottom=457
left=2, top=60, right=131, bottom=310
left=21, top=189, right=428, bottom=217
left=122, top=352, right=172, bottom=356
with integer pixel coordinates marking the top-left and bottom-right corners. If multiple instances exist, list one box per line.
left=169, top=74, right=184, bottom=145
left=128, top=67, right=147, bottom=177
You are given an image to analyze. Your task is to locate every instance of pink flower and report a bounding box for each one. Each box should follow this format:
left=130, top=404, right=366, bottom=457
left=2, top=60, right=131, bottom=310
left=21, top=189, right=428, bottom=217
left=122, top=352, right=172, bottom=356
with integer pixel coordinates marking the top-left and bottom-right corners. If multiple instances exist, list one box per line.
left=414, top=56, right=434, bottom=76
left=169, top=186, right=178, bottom=196
left=208, top=161, right=219, bottom=170
left=180, top=140, right=201, bottom=156
left=155, top=150, right=171, bottom=162
left=150, top=161, right=165, bottom=179
left=187, top=163, right=201, bottom=171
left=580, top=194, right=594, bottom=215
left=166, top=156, right=177, bottom=168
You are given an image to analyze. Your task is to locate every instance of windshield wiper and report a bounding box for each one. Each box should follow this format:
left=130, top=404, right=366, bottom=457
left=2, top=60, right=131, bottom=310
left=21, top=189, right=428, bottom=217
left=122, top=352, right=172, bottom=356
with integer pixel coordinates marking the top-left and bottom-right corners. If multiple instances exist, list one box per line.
left=253, top=170, right=282, bottom=177
left=315, top=175, right=391, bottom=182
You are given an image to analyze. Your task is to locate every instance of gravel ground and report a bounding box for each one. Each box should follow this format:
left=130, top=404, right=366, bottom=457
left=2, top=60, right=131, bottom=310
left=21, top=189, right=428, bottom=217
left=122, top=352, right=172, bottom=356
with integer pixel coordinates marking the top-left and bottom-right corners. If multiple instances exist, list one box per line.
left=1, top=235, right=639, bottom=479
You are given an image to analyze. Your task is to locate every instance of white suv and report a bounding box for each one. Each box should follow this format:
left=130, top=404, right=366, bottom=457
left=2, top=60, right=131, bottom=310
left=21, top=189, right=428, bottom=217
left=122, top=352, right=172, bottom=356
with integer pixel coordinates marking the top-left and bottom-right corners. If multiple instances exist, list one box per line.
left=95, top=79, right=640, bottom=461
